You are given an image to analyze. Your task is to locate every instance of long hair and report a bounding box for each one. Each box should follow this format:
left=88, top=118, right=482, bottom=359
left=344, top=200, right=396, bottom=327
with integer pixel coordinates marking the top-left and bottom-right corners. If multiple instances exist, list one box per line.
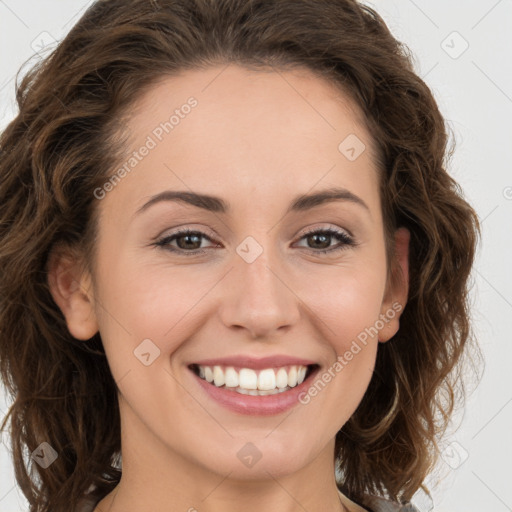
left=0, top=1, right=481, bottom=510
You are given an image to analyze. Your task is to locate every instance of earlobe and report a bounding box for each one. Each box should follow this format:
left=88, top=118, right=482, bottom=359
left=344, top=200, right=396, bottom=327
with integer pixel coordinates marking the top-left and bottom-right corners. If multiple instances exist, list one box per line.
left=47, top=245, right=99, bottom=341
left=378, top=227, right=410, bottom=343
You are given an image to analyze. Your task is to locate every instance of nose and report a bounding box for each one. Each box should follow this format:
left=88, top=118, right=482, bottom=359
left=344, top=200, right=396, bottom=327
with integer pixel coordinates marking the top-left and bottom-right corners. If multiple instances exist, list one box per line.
left=217, top=245, right=301, bottom=339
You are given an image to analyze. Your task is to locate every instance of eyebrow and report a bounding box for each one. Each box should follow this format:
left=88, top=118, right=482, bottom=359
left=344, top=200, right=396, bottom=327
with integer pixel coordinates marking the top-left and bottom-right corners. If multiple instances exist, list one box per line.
left=135, top=187, right=370, bottom=216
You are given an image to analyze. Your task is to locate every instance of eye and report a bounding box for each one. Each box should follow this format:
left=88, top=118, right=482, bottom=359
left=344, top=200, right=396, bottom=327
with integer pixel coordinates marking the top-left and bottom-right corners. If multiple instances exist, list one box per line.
left=153, top=226, right=356, bottom=256
left=294, top=227, right=356, bottom=254
left=154, top=228, right=219, bottom=256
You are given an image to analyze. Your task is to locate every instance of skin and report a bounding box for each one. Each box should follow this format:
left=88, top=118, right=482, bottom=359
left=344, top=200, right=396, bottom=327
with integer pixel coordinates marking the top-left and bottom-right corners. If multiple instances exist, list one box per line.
left=48, top=64, right=409, bottom=512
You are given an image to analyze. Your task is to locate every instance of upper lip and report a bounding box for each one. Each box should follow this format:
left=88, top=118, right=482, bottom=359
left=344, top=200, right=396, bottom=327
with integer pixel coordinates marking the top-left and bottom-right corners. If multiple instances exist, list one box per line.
left=190, top=355, right=318, bottom=370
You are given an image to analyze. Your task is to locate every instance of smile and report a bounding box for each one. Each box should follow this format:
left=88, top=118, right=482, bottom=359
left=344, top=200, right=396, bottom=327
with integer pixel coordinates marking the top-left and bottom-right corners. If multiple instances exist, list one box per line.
left=190, top=364, right=317, bottom=395
left=188, top=355, right=321, bottom=415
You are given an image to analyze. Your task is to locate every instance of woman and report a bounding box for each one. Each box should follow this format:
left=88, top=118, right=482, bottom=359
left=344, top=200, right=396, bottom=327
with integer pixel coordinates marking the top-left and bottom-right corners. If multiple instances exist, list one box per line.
left=0, top=1, right=480, bottom=511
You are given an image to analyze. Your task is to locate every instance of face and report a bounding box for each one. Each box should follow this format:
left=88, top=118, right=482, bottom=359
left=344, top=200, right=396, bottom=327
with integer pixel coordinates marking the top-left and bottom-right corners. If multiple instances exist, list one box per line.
left=50, top=64, right=409, bottom=488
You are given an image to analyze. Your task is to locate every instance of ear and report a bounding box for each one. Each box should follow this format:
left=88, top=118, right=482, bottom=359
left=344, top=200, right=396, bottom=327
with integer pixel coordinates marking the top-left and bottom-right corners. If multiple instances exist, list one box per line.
left=47, top=244, right=99, bottom=340
left=378, top=227, right=410, bottom=343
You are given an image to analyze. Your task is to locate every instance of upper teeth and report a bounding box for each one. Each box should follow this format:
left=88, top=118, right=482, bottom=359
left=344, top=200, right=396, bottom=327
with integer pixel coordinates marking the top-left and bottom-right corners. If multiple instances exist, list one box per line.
left=197, top=365, right=308, bottom=391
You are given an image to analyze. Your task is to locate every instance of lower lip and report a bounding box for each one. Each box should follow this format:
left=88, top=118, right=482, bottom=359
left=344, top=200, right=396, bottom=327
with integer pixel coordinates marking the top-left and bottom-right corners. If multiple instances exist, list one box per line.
left=191, top=367, right=319, bottom=416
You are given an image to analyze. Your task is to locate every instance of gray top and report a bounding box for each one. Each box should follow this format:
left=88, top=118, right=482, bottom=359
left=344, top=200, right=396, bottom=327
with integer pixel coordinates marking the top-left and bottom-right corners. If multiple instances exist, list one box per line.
left=76, top=493, right=421, bottom=512
left=362, top=495, right=421, bottom=512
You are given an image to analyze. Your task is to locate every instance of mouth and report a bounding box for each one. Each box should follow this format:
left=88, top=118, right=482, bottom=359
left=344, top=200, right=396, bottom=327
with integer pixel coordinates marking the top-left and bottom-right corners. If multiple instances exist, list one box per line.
left=188, top=363, right=320, bottom=396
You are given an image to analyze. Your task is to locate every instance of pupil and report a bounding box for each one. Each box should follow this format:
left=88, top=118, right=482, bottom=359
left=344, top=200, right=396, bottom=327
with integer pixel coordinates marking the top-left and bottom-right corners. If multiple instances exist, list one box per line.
left=309, top=233, right=330, bottom=249
left=179, top=234, right=200, bottom=249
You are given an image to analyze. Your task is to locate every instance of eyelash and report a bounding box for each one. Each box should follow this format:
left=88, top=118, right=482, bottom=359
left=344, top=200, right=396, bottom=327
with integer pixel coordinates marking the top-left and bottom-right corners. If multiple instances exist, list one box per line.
left=153, top=227, right=356, bottom=256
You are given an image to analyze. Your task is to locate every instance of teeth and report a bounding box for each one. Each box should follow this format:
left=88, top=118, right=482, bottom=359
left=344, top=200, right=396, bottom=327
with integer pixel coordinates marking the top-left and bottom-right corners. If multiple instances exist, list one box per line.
left=224, top=367, right=239, bottom=388
left=276, top=368, right=288, bottom=388
left=288, top=366, right=298, bottom=387
left=239, top=368, right=258, bottom=390
left=258, top=369, right=276, bottom=390
left=194, top=364, right=311, bottom=392
left=213, top=366, right=225, bottom=387
left=227, top=386, right=290, bottom=396
left=204, top=366, right=214, bottom=383
left=297, top=366, right=307, bottom=385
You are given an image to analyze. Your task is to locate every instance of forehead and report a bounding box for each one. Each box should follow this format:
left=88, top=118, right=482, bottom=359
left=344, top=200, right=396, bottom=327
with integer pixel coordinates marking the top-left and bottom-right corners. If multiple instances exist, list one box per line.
left=105, top=64, right=381, bottom=217
left=131, top=64, right=370, bottom=137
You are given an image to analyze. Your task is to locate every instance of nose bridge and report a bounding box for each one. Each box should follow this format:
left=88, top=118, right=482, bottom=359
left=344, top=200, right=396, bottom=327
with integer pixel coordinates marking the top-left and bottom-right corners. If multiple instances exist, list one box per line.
left=218, top=234, right=300, bottom=337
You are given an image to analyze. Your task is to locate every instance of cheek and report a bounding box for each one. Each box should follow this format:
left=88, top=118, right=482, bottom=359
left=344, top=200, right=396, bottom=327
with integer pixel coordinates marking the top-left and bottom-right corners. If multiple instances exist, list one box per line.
left=297, top=272, right=386, bottom=420
left=296, top=259, right=387, bottom=398
left=301, top=259, right=387, bottom=343
left=91, top=258, right=201, bottom=417
left=93, top=248, right=224, bottom=369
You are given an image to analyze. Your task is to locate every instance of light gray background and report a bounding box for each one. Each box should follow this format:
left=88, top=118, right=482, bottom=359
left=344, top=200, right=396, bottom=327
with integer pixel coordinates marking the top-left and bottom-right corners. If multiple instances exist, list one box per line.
left=1, top=1, right=511, bottom=511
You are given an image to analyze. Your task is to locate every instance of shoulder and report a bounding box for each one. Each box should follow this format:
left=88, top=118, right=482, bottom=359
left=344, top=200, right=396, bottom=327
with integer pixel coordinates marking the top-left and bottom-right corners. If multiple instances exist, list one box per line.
left=363, top=494, right=421, bottom=512
left=338, top=488, right=421, bottom=512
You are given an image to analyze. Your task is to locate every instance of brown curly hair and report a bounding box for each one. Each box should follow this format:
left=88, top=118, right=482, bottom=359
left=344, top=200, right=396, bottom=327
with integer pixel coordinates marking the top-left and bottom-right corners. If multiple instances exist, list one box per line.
left=0, top=0, right=481, bottom=511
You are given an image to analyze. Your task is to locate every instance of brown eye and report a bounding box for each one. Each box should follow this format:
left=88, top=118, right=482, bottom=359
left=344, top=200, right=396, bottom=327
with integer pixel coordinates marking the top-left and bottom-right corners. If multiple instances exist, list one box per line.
left=295, top=228, right=355, bottom=254
left=155, top=229, right=219, bottom=256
